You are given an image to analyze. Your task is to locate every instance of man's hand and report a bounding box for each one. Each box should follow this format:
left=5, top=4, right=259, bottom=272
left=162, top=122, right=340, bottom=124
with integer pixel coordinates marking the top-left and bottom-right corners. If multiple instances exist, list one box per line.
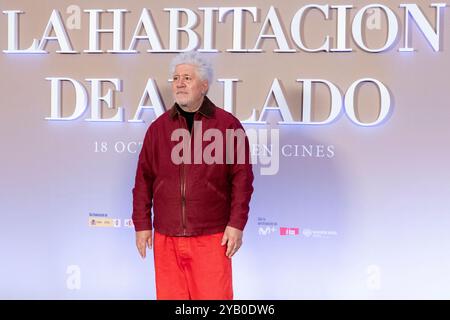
left=221, top=226, right=243, bottom=258
left=136, top=230, right=152, bottom=259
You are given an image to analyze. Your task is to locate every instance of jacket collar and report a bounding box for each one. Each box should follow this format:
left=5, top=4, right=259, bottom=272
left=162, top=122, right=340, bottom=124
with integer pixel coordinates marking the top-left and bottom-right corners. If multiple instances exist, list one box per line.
left=169, top=96, right=215, bottom=119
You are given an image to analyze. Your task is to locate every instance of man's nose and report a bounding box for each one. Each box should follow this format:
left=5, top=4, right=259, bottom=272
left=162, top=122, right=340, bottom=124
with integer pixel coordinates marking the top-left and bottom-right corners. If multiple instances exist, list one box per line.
left=174, top=79, right=186, bottom=87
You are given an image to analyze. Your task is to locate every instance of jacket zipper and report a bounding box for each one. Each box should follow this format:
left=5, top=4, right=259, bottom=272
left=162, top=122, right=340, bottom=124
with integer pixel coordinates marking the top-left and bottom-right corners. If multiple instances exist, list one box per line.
left=181, top=164, right=186, bottom=236
left=179, top=116, right=191, bottom=236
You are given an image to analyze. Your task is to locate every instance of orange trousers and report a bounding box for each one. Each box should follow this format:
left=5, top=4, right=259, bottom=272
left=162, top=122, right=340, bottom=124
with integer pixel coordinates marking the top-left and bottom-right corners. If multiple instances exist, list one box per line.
left=153, top=231, right=233, bottom=300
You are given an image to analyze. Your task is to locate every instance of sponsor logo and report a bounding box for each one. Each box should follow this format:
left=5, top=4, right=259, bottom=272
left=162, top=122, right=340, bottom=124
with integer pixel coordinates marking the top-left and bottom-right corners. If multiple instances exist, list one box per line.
left=280, top=227, right=299, bottom=236
left=302, top=228, right=337, bottom=238
left=258, top=226, right=276, bottom=236
left=257, top=217, right=278, bottom=236
left=88, top=217, right=119, bottom=228
left=257, top=217, right=337, bottom=239
left=88, top=212, right=124, bottom=228
left=124, top=219, right=134, bottom=228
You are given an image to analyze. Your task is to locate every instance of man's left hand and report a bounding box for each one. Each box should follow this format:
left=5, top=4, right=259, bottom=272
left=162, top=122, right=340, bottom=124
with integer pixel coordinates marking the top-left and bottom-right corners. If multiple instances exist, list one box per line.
left=221, top=226, right=243, bottom=258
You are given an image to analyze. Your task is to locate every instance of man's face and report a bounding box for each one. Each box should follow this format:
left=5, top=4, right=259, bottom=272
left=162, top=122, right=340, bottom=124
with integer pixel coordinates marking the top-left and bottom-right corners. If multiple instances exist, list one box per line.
left=172, top=64, right=209, bottom=110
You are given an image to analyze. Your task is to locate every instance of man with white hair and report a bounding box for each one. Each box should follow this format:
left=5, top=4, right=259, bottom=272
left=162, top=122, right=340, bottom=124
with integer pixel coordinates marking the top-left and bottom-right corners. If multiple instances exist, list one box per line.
left=132, top=51, right=254, bottom=300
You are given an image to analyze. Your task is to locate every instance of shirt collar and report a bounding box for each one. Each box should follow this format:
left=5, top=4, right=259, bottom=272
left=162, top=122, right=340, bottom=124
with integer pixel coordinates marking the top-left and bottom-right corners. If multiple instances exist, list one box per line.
left=169, top=96, right=215, bottom=119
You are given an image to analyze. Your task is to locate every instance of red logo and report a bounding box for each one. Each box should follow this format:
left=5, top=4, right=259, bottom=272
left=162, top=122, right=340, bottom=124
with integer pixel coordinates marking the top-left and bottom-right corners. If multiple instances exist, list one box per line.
left=280, top=227, right=299, bottom=236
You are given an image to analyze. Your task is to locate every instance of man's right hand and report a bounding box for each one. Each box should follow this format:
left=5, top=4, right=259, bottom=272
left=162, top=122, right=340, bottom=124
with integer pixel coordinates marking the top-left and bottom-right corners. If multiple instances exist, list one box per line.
left=136, top=230, right=152, bottom=259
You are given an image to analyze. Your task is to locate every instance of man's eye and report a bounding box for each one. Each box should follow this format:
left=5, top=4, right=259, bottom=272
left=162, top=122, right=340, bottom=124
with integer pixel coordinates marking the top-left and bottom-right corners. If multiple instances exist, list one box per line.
left=173, top=76, right=179, bottom=81
left=184, top=76, right=191, bottom=81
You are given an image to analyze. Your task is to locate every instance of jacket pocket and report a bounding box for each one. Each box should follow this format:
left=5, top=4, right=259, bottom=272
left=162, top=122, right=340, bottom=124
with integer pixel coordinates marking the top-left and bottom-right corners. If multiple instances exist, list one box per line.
left=153, top=179, right=165, bottom=196
left=206, top=181, right=227, bottom=201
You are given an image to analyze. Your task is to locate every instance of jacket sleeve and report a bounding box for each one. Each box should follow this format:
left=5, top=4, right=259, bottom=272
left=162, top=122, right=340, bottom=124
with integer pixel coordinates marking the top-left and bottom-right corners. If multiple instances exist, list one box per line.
left=132, top=126, right=155, bottom=231
left=227, top=119, right=254, bottom=231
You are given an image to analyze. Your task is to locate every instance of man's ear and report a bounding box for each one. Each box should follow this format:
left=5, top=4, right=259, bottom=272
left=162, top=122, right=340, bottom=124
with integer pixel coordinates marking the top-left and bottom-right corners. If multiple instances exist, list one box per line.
left=202, top=80, right=209, bottom=95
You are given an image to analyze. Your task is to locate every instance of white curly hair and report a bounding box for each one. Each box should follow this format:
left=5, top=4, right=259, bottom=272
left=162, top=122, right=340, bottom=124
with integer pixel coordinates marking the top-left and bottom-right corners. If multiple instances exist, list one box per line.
left=169, top=51, right=214, bottom=87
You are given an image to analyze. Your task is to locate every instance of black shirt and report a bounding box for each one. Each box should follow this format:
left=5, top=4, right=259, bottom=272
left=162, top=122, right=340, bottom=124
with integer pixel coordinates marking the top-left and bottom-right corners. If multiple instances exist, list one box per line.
left=176, top=105, right=196, bottom=133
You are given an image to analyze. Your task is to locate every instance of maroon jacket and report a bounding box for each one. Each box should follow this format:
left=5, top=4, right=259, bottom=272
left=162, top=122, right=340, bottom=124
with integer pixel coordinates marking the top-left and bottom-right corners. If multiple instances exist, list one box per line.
left=132, top=96, right=254, bottom=236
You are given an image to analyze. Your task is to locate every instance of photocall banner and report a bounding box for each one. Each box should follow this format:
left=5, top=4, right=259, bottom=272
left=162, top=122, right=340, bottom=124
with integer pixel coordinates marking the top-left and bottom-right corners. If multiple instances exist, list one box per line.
left=1, top=0, right=449, bottom=299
